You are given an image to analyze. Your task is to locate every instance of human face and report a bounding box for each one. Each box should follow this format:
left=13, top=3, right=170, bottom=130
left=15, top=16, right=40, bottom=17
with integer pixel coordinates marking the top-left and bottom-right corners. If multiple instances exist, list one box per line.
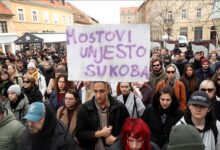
left=127, top=136, right=144, bottom=150
left=152, top=61, right=161, bottom=73
left=7, top=92, right=18, bottom=102
left=211, top=53, right=217, bottom=61
left=27, top=68, right=36, bottom=75
left=186, top=67, right=193, bottom=77
left=7, top=66, right=15, bottom=75
left=202, top=62, right=209, bottom=70
left=93, top=82, right=109, bottom=106
left=83, top=81, right=92, bottom=89
left=200, top=84, right=215, bottom=99
left=1, top=73, right=9, bottom=80
left=27, top=117, right=45, bottom=134
left=189, top=104, right=209, bottom=120
left=16, top=62, right=23, bottom=70
left=58, top=77, right=66, bottom=91
left=23, top=79, right=31, bottom=89
left=43, top=62, right=50, bottom=70
left=120, top=82, right=131, bottom=96
left=166, top=66, right=176, bottom=80
left=65, top=93, right=77, bottom=109
left=160, top=93, right=172, bottom=109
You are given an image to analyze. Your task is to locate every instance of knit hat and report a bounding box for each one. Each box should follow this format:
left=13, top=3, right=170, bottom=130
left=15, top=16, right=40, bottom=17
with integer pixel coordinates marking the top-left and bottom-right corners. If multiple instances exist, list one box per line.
left=27, top=62, right=36, bottom=69
left=215, top=62, right=220, bottom=72
left=167, top=124, right=204, bottom=150
left=7, top=84, right=21, bottom=95
left=201, top=58, right=209, bottom=64
left=188, top=91, right=211, bottom=107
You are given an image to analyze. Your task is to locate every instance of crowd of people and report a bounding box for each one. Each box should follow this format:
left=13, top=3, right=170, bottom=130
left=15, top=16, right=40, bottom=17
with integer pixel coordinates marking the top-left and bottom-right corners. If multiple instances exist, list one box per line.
left=0, top=45, right=220, bottom=150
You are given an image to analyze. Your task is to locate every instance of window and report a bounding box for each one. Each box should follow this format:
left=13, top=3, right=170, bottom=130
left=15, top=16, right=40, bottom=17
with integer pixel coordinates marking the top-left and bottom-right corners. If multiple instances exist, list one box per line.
left=68, top=16, right=72, bottom=24
left=182, top=9, right=187, bottom=19
left=0, top=21, right=8, bottom=33
left=18, top=8, right=24, bottom=21
left=194, top=27, right=203, bottom=41
left=44, top=12, right=49, bottom=23
left=180, top=27, right=188, bottom=36
left=32, top=10, right=38, bottom=22
left=53, top=13, right=58, bottom=24
left=62, top=15, right=66, bottom=24
left=168, top=11, right=172, bottom=20
left=197, top=8, right=201, bottom=18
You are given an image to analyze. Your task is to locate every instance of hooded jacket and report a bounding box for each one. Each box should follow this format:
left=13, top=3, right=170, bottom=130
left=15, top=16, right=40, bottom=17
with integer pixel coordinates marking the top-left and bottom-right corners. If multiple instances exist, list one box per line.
left=18, top=103, right=81, bottom=150
left=0, top=109, right=24, bottom=150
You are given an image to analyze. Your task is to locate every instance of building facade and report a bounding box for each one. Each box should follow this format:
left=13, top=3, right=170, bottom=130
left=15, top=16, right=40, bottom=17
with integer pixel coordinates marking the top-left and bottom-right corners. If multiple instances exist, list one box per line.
left=120, top=7, right=138, bottom=24
left=138, top=0, right=215, bottom=41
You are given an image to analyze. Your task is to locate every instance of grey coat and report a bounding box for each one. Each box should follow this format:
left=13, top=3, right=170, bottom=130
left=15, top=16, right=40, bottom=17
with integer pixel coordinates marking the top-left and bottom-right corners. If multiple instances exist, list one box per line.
left=117, top=92, right=145, bottom=118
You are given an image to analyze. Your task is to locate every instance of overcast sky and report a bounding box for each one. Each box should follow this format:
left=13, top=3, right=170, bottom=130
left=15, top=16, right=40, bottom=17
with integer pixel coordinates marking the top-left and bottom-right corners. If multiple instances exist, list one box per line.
left=69, top=1, right=143, bottom=24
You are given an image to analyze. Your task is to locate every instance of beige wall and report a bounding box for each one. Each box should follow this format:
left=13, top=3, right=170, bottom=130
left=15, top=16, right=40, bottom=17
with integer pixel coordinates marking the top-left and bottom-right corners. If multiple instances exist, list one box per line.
left=8, top=1, right=73, bottom=36
left=138, top=0, right=214, bottom=41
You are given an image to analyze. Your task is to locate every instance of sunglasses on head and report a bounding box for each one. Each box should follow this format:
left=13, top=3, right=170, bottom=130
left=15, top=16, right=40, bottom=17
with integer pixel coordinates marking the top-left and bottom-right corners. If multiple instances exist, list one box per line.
left=166, top=71, right=175, bottom=74
left=201, top=88, right=214, bottom=93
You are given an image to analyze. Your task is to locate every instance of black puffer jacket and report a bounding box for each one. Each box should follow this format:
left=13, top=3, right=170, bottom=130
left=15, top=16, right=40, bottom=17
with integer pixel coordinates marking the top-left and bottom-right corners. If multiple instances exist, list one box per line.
left=75, top=95, right=129, bottom=150
left=18, top=103, right=81, bottom=150
left=23, top=85, right=43, bottom=104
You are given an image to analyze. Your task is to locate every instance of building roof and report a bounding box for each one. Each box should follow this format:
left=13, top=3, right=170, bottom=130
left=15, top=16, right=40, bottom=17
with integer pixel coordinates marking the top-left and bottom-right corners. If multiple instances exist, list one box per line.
left=68, top=3, right=99, bottom=24
left=38, top=0, right=73, bottom=12
left=0, top=3, right=14, bottom=16
left=120, top=7, right=138, bottom=14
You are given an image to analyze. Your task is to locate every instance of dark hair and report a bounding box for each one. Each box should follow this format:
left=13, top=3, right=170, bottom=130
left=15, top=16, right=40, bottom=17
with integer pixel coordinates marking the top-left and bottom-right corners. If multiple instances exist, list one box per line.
left=181, top=64, right=198, bottom=93
left=153, top=86, right=179, bottom=112
left=54, top=73, right=69, bottom=92
left=65, top=89, right=80, bottom=103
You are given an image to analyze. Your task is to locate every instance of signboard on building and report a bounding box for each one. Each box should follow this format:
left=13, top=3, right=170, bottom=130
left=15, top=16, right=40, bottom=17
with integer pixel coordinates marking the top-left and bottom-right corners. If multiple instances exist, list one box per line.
left=66, top=24, right=150, bottom=82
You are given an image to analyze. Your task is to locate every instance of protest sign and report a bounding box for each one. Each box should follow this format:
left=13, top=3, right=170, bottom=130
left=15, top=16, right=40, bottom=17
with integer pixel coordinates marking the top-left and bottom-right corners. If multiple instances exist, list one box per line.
left=66, top=24, right=150, bottom=82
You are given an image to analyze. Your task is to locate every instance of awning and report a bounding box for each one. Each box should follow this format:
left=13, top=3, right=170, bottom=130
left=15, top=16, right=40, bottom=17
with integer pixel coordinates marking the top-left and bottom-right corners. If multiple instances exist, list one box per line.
left=14, top=33, right=43, bottom=44
left=0, top=33, right=18, bottom=44
left=33, top=33, right=66, bottom=43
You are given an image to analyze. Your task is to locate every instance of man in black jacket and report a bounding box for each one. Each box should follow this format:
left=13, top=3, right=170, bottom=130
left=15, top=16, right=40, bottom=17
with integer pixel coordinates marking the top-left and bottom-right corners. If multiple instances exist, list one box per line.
left=75, top=81, right=129, bottom=150
left=18, top=102, right=81, bottom=150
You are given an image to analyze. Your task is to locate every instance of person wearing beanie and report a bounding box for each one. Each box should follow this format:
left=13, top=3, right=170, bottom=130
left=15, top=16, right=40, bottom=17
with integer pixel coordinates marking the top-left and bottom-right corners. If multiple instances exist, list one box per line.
left=5, top=84, right=29, bottom=124
left=166, top=124, right=204, bottom=150
left=195, top=57, right=214, bottom=84
left=176, top=91, right=220, bottom=150
left=24, top=61, right=47, bottom=99
left=0, top=100, right=25, bottom=150
left=215, top=62, right=220, bottom=73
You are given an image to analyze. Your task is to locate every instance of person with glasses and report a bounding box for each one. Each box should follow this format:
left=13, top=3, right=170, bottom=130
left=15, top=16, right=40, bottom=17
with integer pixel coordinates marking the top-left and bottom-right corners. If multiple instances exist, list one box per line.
left=22, top=75, right=42, bottom=104
left=176, top=91, right=220, bottom=150
left=199, top=79, right=220, bottom=121
left=75, top=81, right=129, bottom=150
left=156, top=64, right=186, bottom=112
left=149, top=58, right=166, bottom=90
left=57, top=89, right=81, bottom=137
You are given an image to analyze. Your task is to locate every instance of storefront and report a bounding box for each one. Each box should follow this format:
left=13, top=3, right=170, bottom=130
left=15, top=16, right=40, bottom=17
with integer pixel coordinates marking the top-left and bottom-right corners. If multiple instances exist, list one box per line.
left=0, top=33, right=18, bottom=55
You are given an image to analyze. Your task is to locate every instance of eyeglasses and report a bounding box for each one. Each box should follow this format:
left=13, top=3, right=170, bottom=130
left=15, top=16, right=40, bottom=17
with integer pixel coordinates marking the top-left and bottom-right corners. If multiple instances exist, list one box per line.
left=201, top=88, right=214, bottom=93
left=23, top=81, right=30, bottom=84
left=166, top=71, right=175, bottom=74
left=152, top=64, right=160, bottom=67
